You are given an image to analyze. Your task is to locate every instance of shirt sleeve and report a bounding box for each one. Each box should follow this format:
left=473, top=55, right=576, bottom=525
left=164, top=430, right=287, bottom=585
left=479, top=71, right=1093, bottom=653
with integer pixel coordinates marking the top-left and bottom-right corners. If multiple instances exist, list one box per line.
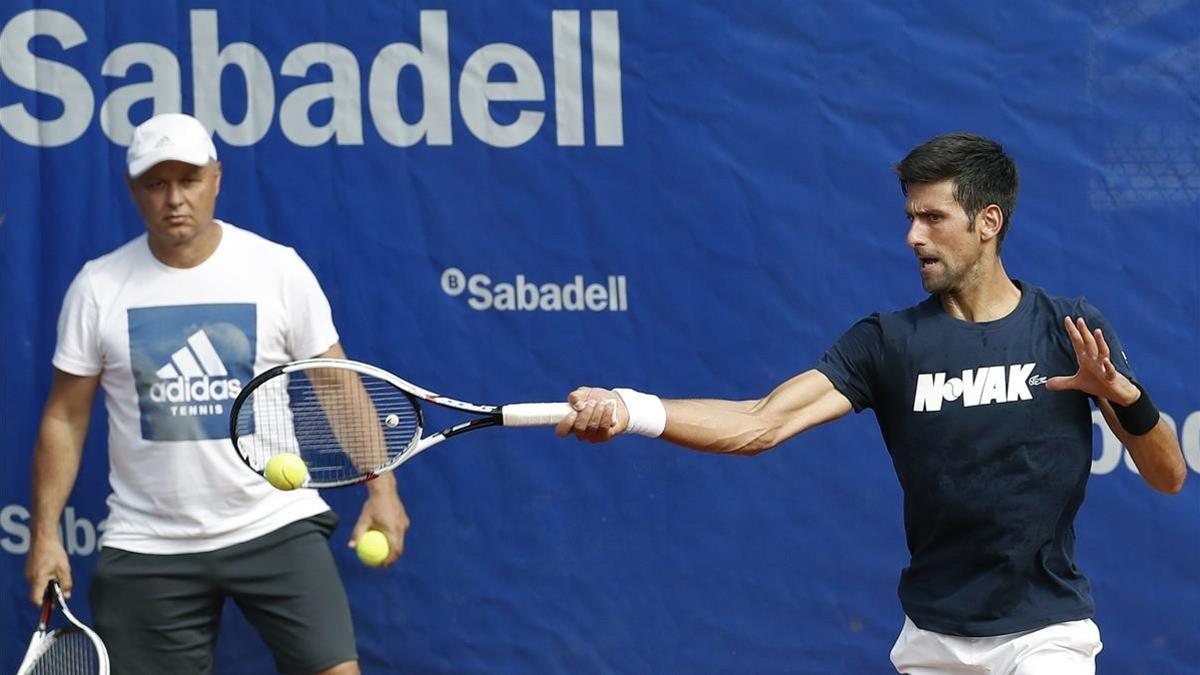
left=51, top=264, right=103, bottom=376
left=814, top=314, right=883, bottom=412
left=282, top=249, right=340, bottom=360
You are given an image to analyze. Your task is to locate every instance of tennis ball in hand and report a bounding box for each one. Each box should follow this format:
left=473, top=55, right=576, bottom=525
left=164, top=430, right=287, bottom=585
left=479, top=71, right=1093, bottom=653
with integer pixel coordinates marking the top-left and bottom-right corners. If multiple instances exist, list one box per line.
left=356, top=530, right=389, bottom=567
left=264, top=453, right=308, bottom=491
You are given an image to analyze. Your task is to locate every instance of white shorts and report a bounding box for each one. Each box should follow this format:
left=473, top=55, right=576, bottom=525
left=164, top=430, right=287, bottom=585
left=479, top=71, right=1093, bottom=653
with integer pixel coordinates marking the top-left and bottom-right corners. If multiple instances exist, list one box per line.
left=889, top=615, right=1102, bottom=675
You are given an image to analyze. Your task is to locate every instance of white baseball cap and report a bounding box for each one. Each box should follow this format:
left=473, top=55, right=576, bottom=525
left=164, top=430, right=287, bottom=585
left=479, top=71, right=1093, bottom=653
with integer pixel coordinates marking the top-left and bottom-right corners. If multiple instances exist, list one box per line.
left=126, top=113, right=218, bottom=178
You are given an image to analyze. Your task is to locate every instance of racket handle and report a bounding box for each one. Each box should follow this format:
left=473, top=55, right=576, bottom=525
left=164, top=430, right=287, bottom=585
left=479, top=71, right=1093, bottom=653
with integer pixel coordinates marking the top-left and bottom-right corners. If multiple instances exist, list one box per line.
left=501, top=402, right=573, bottom=426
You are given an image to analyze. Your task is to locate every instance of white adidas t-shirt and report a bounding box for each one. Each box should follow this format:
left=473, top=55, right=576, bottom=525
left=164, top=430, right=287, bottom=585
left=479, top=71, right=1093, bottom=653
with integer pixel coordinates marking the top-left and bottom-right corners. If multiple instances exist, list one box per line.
left=53, top=221, right=335, bottom=554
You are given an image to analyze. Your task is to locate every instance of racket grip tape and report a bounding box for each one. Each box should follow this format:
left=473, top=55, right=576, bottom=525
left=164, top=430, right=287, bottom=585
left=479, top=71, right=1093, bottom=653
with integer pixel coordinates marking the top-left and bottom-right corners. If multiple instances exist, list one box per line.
left=501, top=402, right=573, bottom=426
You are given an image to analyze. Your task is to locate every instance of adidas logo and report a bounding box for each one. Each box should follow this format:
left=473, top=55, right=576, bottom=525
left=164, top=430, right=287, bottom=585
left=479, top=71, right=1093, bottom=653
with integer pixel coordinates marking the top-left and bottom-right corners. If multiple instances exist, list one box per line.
left=148, top=330, right=243, bottom=404
left=913, top=363, right=1036, bottom=412
left=154, top=135, right=173, bottom=148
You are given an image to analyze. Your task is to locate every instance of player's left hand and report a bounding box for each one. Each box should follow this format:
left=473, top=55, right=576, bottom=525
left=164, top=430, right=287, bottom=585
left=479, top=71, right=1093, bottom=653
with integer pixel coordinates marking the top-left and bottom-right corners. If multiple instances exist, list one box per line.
left=1045, top=316, right=1140, bottom=405
left=351, top=473, right=410, bottom=568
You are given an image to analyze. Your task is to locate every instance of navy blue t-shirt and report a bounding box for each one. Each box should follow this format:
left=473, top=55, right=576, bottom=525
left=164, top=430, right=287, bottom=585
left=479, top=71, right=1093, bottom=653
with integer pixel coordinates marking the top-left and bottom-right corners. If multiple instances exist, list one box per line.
left=815, top=281, right=1134, bottom=637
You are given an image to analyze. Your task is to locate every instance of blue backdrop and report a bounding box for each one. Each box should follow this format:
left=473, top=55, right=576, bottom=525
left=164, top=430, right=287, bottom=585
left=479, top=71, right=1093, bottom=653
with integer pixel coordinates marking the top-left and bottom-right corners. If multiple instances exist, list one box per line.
left=2, top=1, right=1197, bottom=673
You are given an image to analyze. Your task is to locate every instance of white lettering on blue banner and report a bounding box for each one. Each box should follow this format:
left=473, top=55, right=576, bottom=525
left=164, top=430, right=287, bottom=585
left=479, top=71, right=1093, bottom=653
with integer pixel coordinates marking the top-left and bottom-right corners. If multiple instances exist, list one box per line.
left=0, top=9, right=623, bottom=148
left=441, top=267, right=628, bottom=312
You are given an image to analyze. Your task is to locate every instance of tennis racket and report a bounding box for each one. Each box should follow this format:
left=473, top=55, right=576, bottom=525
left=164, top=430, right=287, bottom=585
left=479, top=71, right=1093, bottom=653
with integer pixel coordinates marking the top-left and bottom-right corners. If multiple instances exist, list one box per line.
left=17, top=580, right=110, bottom=675
left=229, top=358, right=572, bottom=488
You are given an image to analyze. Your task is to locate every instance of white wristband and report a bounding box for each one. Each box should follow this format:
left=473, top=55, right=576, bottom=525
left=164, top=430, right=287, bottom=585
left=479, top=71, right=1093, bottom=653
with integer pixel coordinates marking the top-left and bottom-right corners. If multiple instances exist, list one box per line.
left=613, top=388, right=667, bottom=438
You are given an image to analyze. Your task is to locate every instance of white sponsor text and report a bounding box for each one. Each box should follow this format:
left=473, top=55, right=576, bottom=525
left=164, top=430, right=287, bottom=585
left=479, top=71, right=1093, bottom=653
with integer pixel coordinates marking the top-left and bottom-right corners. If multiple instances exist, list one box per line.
left=0, top=9, right=623, bottom=148
left=441, top=267, right=627, bottom=312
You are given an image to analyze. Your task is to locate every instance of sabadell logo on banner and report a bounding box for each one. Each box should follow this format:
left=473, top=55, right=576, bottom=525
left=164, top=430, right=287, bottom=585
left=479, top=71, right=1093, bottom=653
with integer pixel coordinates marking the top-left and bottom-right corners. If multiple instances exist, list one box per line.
left=0, top=9, right=624, bottom=149
left=440, top=268, right=628, bottom=312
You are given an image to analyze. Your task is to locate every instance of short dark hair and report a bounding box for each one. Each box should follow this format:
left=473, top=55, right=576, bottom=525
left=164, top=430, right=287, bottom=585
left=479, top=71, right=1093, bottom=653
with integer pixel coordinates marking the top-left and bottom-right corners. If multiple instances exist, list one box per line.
left=895, top=133, right=1019, bottom=250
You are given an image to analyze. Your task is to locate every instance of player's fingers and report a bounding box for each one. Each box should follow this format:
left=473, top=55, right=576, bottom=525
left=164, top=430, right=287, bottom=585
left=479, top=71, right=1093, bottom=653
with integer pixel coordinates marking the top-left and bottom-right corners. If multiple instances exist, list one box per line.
left=385, top=531, right=404, bottom=566
left=1075, top=318, right=1098, bottom=358
left=568, top=408, right=589, bottom=438
left=1094, top=329, right=1111, bottom=360
left=579, top=407, right=613, bottom=442
left=1044, top=375, right=1074, bottom=392
left=1101, top=357, right=1118, bottom=380
left=58, top=563, right=73, bottom=599
left=591, top=398, right=618, bottom=432
left=567, top=387, right=594, bottom=408
left=571, top=399, right=597, bottom=431
left=347, top=516, right=370, bottom=548
left=585, top=401, right=607, bottom=433
left=570, top=386, right=611, bottom=408
left=1062, top=316, right=1085, bottom=353
left=577, top=401, right=602, bottom=436
left=583, top=387, right=612, bottom=405
left=381, top=511, right=408, bottom=565
left=555, top=410, right=579, bottom=437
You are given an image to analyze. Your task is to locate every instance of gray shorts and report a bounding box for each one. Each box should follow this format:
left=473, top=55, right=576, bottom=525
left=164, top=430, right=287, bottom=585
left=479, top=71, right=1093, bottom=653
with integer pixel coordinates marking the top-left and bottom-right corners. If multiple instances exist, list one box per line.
left=90, top=511, right=357, bottom=675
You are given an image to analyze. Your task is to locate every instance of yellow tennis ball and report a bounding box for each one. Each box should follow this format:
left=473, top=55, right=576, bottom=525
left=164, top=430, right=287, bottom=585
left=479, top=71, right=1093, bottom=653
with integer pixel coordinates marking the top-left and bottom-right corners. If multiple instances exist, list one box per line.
left=356, top=530, right=389, bottom=568
left=264, top=453, right=308, bottom=491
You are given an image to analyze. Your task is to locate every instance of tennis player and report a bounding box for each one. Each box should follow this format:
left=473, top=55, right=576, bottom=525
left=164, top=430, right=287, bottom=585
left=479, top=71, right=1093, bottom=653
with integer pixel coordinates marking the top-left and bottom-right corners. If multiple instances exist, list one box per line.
left=556, top=133, right=1186, bottom=674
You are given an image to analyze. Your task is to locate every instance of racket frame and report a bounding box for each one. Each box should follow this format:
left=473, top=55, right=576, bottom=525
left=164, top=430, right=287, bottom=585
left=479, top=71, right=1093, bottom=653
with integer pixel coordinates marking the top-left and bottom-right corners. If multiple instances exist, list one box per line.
left=230, top=358, right=566, bottom=488
left=17, top=580, right=110, bottom=675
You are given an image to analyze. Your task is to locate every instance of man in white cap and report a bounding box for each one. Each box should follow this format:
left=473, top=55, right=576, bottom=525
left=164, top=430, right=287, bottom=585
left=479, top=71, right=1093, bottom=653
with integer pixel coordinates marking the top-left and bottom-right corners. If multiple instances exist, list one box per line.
left=25, top=113, right=407, bottom=675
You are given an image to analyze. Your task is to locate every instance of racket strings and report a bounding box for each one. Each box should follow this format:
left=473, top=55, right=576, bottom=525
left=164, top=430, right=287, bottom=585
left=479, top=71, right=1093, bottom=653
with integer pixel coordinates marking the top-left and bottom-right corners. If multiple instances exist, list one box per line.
left=235, top=367, right=420, bottom=482
left=24, top=629, right=103, bottom=675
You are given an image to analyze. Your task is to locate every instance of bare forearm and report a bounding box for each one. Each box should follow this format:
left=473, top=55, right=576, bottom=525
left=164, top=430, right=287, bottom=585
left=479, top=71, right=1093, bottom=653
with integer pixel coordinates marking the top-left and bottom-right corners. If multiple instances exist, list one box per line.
left=30, top=419, right=87, bottom=540
left=660, top=371, right=854, bottom=455
left=661, top=399, right=777, bottom=455
left=1099, top=401, right=1186, bottom=494
left=25, top=370, right=98, bottom=602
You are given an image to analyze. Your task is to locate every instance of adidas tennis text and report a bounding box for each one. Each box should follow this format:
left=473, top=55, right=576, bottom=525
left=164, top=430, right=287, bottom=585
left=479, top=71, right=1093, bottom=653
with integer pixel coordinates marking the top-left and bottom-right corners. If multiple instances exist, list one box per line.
left=149, top=377, right=242, bottom=403
left=913, top=363, right=1036, bottom=412
left=146, top=329, right=242, bottom=416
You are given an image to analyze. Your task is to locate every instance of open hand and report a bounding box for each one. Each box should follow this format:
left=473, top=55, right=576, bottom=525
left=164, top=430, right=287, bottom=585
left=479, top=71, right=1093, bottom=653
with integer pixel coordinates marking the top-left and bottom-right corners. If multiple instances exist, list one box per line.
left=1045, top=316, right=1139, bottom=405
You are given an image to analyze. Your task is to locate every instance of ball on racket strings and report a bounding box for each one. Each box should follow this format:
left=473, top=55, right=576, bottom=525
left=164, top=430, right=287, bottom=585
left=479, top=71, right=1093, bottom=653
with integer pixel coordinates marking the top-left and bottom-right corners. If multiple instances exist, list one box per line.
left=264, top=453, right=309, bottom=491
left=356, top=530, right=389, bottom=567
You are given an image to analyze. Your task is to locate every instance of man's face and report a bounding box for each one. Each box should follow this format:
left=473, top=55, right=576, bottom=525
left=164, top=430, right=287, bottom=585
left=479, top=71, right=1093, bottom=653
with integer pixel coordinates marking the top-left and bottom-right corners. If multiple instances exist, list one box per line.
left=128, top=160, right=222, bottom=247
left=903, top=179, right=984, bottom=294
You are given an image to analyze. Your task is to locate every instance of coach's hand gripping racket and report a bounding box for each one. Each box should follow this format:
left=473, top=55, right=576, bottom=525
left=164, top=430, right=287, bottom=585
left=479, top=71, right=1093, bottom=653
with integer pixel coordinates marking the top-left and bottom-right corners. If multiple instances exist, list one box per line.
left=17, top=580, right=110, bottom=675
left=230, top=358, right=572, bottom=489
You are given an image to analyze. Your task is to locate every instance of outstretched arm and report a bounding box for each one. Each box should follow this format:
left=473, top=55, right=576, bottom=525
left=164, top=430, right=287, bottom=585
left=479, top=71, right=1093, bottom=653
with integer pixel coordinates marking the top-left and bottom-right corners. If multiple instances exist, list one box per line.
left=1046, top=316, right=1185, bottom=494
left=555, top=369, right=854, bottom=455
